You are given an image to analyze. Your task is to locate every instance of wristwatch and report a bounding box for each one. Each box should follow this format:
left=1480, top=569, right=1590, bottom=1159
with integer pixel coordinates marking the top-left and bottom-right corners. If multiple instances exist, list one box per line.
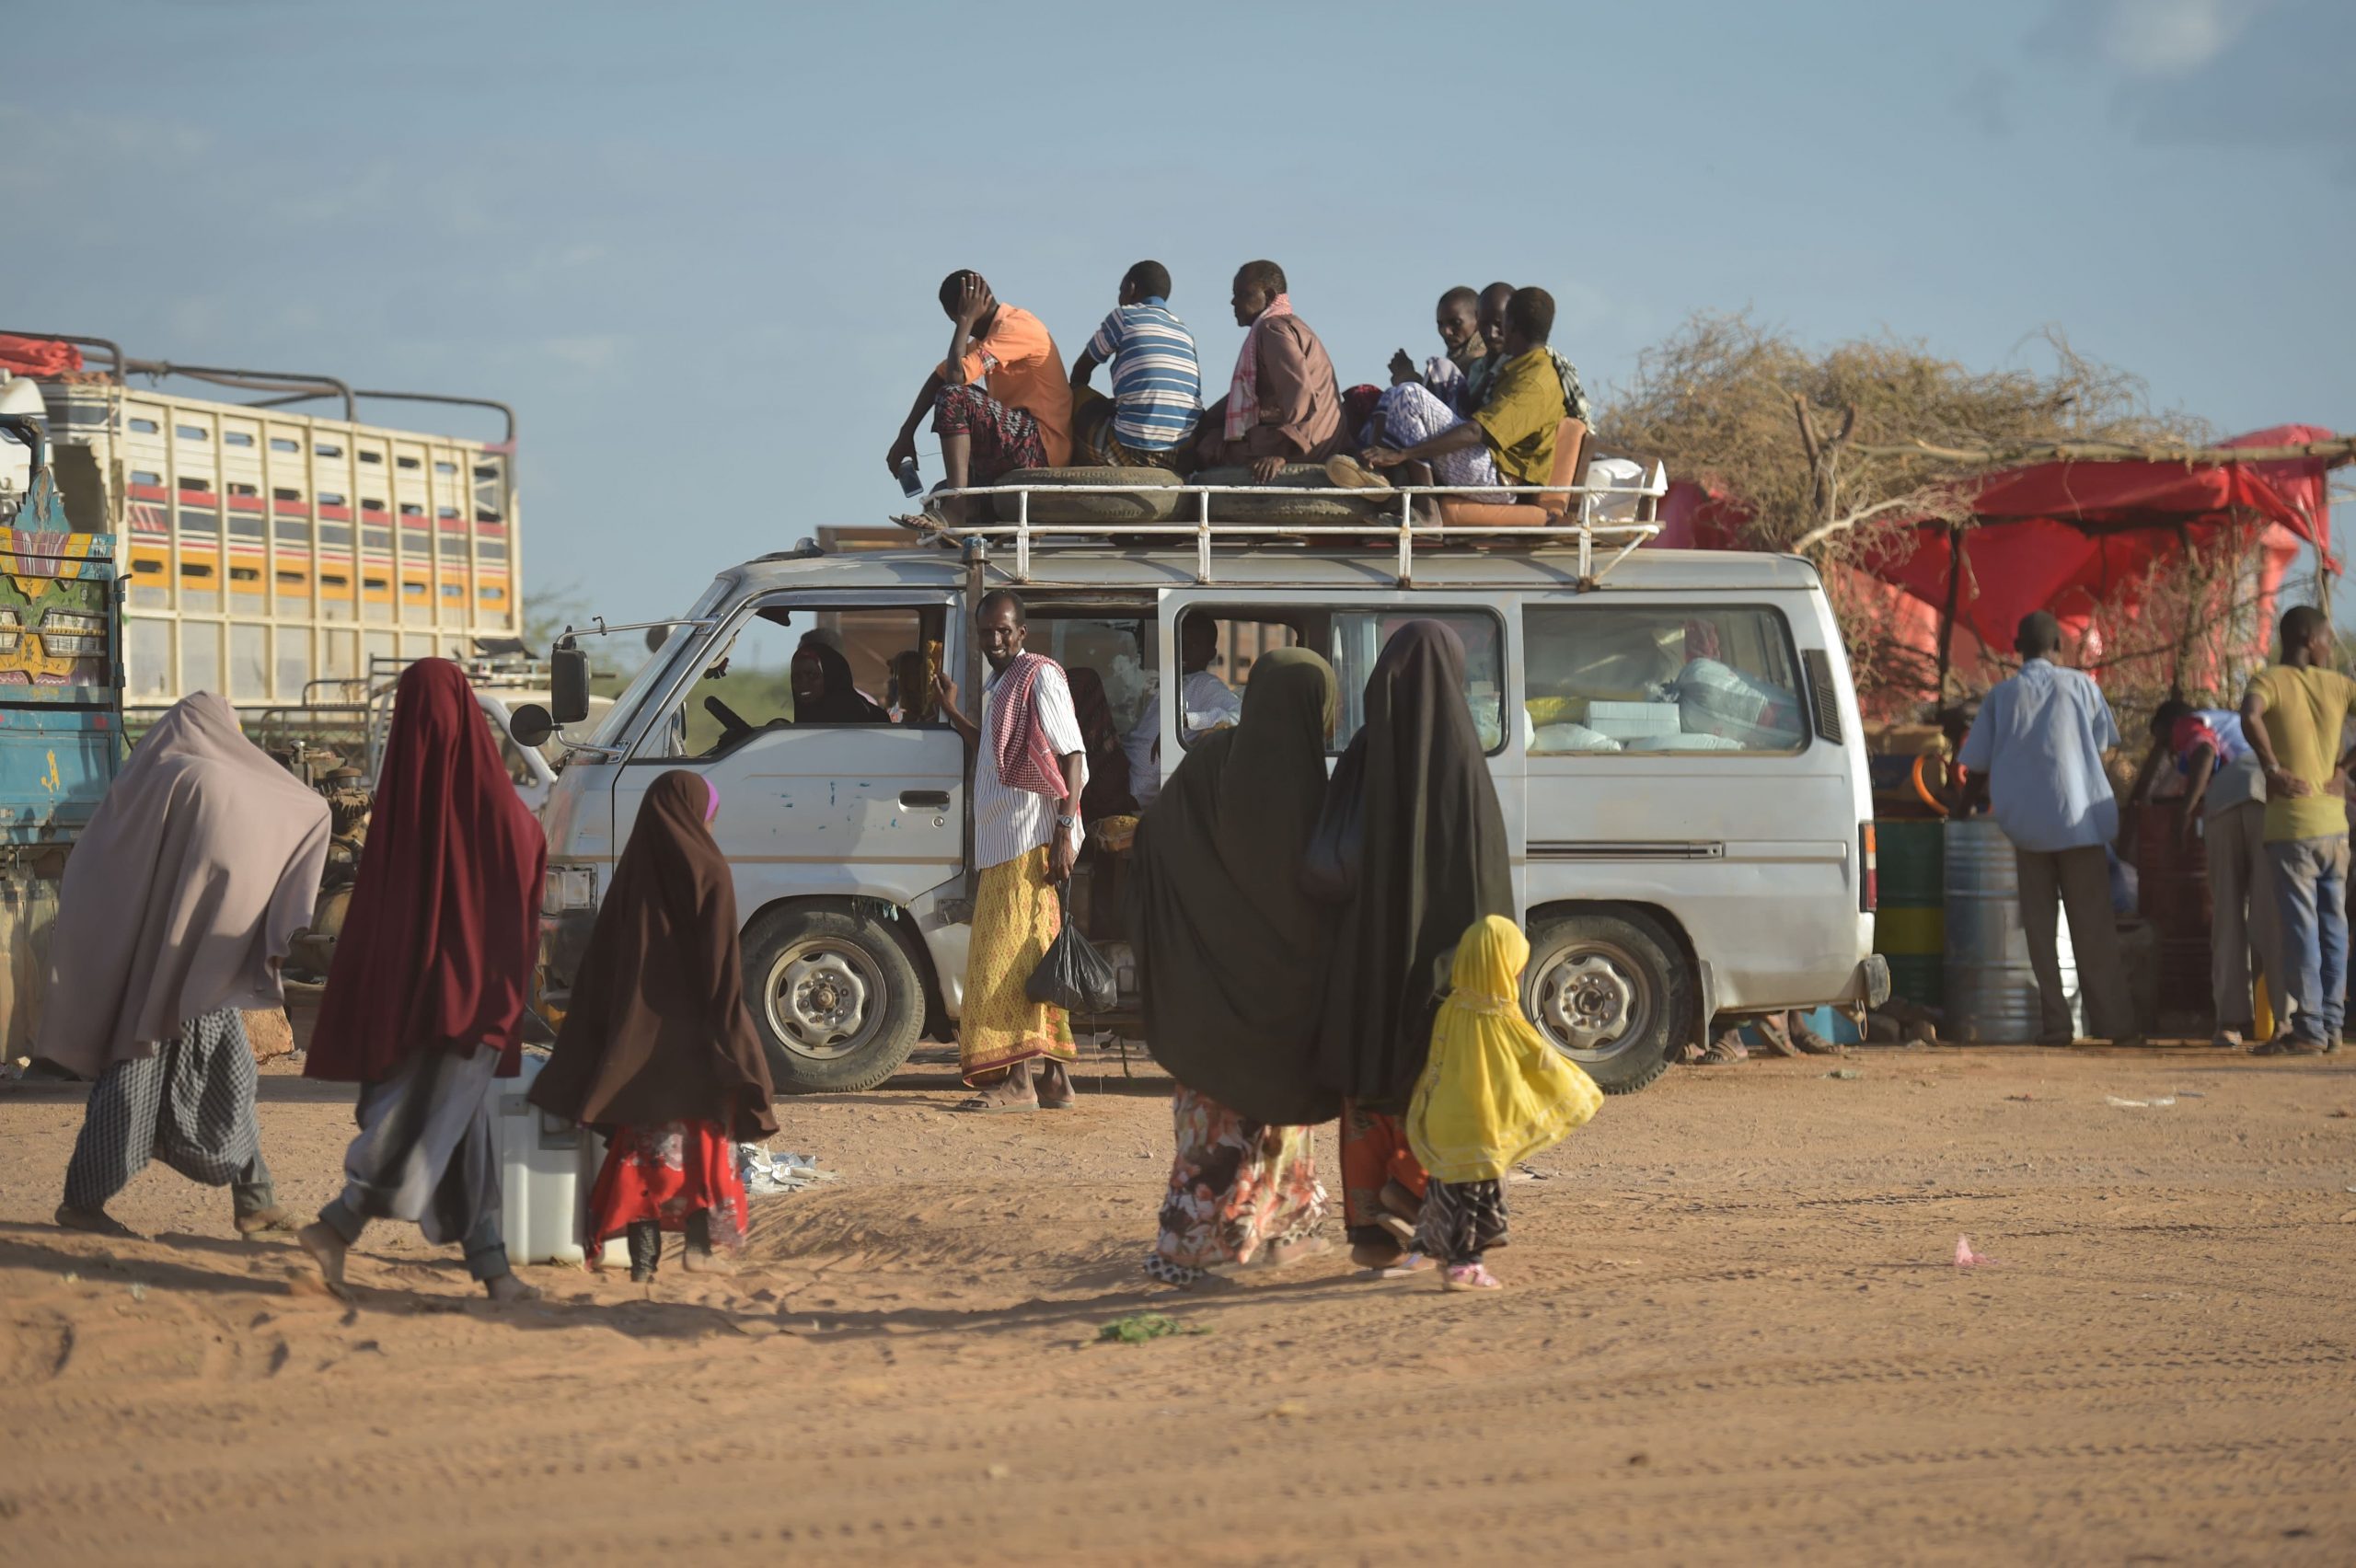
left=1056, top=813, right=1079, bottom=828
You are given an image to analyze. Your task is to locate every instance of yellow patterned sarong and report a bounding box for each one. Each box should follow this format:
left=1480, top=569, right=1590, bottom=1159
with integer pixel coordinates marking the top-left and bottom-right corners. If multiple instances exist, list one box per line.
left=959, top=846, right=1077, bottom=1084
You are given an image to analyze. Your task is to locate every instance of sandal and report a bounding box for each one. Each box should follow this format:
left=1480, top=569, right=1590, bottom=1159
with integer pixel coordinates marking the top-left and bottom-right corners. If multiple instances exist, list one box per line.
left=1693, top=1034, right=1748, bottom=1065
left=1369, top=1252, right=1436, bottom=1279
left=1246, top=1236, right=1331, bottom=1272
left=55, top=1205, right=139, bottom=1240
left=1035, top=1064, right=1076, bottom=1111
left=1442, top=1262, right=1504, bottom=1292
left=235, top=1206, right=302, bottom=1237
left=950, top=1092, right=1037, bottom=1113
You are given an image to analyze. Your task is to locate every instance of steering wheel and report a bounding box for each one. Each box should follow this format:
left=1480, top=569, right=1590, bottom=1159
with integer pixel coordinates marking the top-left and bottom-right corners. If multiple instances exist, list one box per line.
left=704, top=695, right=755, bottom=745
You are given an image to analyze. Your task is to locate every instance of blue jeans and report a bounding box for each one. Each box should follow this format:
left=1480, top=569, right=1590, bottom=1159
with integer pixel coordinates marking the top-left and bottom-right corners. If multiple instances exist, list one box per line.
left=2266, top=834, right=2350, bottom=1044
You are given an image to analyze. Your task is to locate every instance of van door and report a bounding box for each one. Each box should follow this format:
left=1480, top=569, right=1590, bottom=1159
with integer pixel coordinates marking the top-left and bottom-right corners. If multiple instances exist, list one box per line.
left=1518, top=593, right=1855, bottom=1088
left=1153, top=587, right=1526, bottom=910
left=613, top=593, right=964, bottom=905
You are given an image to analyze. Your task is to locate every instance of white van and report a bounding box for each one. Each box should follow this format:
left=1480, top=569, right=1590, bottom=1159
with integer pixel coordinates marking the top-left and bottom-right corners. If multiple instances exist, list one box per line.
left=526, top=494, right=1886, bottom=1097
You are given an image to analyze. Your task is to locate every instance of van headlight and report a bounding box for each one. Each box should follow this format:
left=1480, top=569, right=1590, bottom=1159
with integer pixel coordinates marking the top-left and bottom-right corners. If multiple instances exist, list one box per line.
left=543, top=864, right=598, bottom=913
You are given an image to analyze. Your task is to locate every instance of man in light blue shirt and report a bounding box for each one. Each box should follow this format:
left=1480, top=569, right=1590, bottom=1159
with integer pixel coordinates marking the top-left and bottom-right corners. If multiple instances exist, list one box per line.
left=1959, top=612, right=2139, bottom=1045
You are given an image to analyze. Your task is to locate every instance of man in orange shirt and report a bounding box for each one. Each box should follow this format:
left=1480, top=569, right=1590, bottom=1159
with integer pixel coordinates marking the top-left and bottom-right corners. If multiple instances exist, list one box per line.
left=888, top=271, right=1073, bottom=522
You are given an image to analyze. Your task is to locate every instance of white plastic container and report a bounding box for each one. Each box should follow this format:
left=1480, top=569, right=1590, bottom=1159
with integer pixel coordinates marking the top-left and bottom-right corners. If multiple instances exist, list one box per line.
left=1585, top=699, right=1684, bottom=742
left=496, top=1052, right=629, bottom=1268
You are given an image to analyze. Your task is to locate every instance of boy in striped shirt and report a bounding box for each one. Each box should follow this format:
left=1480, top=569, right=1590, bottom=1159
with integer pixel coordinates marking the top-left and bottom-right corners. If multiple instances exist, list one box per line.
left=1068, top=260, right=1202, bottom=470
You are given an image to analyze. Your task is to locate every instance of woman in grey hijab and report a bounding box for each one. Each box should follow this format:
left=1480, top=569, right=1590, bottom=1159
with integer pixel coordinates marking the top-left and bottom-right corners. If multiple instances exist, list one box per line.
left=37, top=693, right=330, bottom=1239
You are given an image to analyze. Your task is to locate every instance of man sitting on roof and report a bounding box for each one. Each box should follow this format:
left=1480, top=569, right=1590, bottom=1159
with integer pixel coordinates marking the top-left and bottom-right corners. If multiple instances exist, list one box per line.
left=886, top=271, right=1072, bottom=522
left=1332, top=286, right=1572, bottom=497
left=1194, top=260, right=1345, bottom=480
left=1068, top=260, right=1201, bottom=471
left=1465, top=281, right=1590, bottom=426
left=1387, top=285, right=1490, bottom=417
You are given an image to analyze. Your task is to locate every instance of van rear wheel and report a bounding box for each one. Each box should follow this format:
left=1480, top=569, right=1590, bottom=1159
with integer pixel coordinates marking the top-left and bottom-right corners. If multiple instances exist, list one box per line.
left=742, top=905, right=923, bottom=1094
left=1524, top=909, right=1693, bottom=1095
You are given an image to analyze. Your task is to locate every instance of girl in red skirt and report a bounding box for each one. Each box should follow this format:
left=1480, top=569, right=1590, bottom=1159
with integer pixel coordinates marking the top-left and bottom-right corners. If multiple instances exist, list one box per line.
left=530, top=772, right=777, bottom=1281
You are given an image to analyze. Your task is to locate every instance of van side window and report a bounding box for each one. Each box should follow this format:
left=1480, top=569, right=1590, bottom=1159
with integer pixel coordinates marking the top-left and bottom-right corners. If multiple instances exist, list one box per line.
left=1523, top=605, right=1806, bottom=755
left=637, top=603, right=946, bottom=761
left=1331, top=609, right=1507, bottom=755
left=1161, top=607, right=1505, bottom=755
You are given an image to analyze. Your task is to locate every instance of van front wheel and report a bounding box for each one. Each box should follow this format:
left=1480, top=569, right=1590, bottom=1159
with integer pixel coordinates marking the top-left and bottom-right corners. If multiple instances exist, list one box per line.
left=742, top=905, right=924, bottom=1094
left=1523, top=910, right=1694, bottom=1095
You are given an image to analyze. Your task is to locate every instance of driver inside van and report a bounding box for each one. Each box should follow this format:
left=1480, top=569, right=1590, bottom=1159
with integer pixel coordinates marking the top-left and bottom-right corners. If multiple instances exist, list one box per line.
left=790, top=641, right=888, bottom=724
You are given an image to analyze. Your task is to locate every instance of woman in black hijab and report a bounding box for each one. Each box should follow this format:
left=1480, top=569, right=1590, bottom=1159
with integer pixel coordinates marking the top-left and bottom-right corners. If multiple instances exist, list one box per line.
left=1129, top=648, right=1339, bottom=1287
left=791, top=641, right=888, bottom=724
left=530, top=771, right=777, bottom=1281
left=1311, top=620, right=1514, bottom=1271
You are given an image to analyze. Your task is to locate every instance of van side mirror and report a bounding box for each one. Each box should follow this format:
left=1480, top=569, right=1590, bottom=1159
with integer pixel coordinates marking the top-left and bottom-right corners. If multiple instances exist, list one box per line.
left=509, top=703, right=556, bottom=751
left=550, top=645, right=591, bottom=724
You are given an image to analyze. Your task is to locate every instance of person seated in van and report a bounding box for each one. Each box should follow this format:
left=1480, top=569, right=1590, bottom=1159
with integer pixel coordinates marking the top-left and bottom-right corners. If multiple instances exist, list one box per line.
left=887, top=649, right=935, bottom=723
left=1068, top=260, right=1201, bottom=471
left=1194, top=260, right=1345, bottom=480
left=885, top=271, right=1072, bottom=521
left=1068, top=666, right=1140, bottom=822
left=1330, top=287, right=1571, bottom=498
left=1124, top=616, right=1245, bottom=809
left=1385, top=285, right=1489, bottom=417
left=790, top=640, right=888, bottom=724
left=799, top=627, right=885, bottom=710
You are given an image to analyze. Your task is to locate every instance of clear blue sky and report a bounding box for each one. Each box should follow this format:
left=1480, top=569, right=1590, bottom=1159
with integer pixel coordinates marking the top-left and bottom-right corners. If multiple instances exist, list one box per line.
left=7, top=0, right=2350, bottom=627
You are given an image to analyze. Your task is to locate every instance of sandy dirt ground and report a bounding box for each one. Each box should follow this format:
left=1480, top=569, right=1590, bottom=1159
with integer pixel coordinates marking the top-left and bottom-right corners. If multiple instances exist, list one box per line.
left=3, top=1040, right=2353, bottom=1566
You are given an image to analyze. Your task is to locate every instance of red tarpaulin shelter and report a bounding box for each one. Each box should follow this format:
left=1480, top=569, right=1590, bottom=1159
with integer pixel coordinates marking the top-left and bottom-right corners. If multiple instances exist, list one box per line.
left=1653, top=425, right=2346, bottom=708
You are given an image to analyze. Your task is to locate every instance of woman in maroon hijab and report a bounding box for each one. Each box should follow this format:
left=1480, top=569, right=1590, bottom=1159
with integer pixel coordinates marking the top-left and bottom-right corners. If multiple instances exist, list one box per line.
left=530, top=770, right=777, bottom=1282
left=297, top=659, right=548, bottom=1301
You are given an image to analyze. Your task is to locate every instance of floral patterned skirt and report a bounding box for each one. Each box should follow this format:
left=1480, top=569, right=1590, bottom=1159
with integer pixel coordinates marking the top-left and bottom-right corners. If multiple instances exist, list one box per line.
left=587, top=1119, right=748, bottom=1250
left=1145, top=1088, right=1326, bottom=1285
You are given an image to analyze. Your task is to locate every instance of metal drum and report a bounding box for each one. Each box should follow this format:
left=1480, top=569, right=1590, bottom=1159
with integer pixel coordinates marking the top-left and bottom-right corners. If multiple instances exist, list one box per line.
left=1874, top=819, right=1946, bottom=1008
left=1944, top=818, right=2082, bottom=1042
left=2131, top=801, right=2213, bottom=1016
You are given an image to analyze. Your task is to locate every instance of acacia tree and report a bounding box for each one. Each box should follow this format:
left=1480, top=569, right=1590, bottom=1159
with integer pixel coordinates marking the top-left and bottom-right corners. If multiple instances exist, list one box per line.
left=1592, top=312, right=2267, bottom=715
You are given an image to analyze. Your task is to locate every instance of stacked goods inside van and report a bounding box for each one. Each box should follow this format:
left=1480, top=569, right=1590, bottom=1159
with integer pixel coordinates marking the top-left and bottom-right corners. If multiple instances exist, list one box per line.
left=1673, top=658, right=1803, bottom=749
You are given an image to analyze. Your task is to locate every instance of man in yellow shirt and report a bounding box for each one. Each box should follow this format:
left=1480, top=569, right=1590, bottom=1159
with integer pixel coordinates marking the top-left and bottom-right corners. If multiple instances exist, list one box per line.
left=2239, top=604, right=2356, bottom=1055
left=1337, top=287, right=1571, bottom=495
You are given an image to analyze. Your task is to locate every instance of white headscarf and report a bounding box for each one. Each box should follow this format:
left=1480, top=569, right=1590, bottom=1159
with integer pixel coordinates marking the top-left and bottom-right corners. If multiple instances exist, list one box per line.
left=34, top=693, right=330, bottom=1078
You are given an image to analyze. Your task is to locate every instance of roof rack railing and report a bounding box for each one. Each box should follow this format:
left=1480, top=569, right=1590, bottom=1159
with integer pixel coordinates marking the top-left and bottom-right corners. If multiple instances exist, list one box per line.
left=897, top=464, right=1669, bottom=587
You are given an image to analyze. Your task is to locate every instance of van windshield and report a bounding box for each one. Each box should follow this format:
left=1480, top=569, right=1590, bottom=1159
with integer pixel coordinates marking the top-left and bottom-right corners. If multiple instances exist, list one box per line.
left=585, top=577, right=732, bottom=749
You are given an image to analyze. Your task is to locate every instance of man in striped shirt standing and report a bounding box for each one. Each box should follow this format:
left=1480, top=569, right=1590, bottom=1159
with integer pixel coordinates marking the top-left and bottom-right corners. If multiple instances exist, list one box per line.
left=1068, top=260, right=1201, bottom=470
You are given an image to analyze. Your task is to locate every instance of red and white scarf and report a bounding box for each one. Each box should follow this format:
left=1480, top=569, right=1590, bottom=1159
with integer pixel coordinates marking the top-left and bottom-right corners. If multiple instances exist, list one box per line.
left=987, top=651, right=1069, bottom=800
left=1223, top=293, right=1293, bottom=441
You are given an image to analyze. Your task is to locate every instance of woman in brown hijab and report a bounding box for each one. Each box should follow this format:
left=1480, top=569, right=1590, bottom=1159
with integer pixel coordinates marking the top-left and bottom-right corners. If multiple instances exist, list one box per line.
left=530, top=770, right=777, bottom=1282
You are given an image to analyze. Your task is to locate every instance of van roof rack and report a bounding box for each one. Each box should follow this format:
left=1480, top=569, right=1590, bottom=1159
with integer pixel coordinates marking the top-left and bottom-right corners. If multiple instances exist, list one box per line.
left=891, top=465, right=1669, bottom=587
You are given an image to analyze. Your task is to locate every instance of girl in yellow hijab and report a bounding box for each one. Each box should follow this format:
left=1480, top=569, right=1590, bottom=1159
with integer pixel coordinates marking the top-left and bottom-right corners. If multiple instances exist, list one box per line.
left=1405, top=915, right=1604, bottom=1291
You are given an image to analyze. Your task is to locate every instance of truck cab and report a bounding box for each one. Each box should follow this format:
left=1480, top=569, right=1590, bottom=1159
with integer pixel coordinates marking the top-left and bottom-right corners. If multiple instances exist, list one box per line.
left=0, top=412, right=124, bottom=1057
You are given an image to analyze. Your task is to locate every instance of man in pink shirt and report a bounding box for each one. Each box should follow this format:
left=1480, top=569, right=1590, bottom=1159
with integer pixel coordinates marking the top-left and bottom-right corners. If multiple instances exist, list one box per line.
left=887, top=271, right=1073, bottom=522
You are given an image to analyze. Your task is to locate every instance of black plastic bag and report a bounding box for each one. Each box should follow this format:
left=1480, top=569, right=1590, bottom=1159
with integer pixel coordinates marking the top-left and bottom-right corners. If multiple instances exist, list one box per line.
left=1028, top=884, right=1119, bottom=1013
